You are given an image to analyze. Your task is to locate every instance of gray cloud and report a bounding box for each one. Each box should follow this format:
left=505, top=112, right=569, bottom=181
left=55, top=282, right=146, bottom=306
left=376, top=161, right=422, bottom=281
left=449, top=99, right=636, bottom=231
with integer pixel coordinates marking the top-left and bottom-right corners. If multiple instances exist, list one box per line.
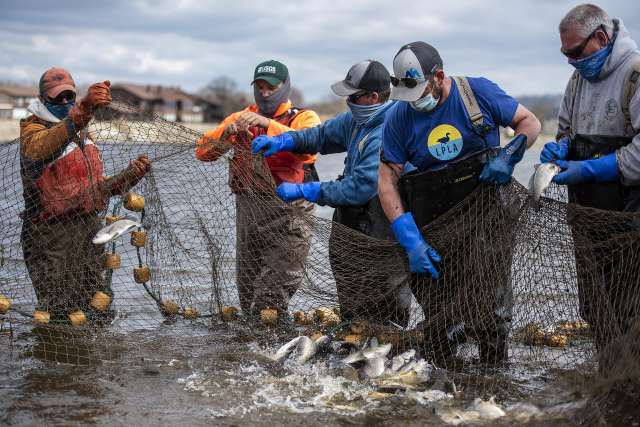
left=1, top=0, right=638, bottom=101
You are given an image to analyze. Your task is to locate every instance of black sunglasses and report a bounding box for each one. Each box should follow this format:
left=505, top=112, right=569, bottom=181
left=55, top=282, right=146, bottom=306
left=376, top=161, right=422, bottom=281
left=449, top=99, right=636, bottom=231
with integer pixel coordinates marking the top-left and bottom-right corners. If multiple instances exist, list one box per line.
left=47, top=90, right=76, bottom=105
left=390, top=76, right=426, bottom=89
left=561, top=25, right=606, bottom=59
left=348, top=92, right=370, bottom=103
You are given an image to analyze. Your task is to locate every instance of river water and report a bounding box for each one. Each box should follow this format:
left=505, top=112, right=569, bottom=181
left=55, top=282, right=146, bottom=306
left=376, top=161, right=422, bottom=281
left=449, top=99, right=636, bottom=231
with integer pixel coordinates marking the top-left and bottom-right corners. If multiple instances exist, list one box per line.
left=0, top=136, right=603, bottom=426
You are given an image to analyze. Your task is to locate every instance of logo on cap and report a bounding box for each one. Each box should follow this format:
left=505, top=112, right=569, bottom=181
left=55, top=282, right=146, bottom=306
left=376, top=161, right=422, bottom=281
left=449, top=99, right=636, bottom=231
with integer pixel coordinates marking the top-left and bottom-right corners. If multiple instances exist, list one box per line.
left=257, top=65, right=277, bottom=74
left=405, top=68, right=422, bottom=79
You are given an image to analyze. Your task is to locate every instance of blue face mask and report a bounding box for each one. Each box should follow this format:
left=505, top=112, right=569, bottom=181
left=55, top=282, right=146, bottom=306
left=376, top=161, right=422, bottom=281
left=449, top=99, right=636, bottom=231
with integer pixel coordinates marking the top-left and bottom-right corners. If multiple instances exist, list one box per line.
left=347, top=100, right=386, bottom=127
left=410, top=92, right=439, bottom=112
left=569, top=41, right=613, bottom=83
left=44, top=100, right=75, bottom=120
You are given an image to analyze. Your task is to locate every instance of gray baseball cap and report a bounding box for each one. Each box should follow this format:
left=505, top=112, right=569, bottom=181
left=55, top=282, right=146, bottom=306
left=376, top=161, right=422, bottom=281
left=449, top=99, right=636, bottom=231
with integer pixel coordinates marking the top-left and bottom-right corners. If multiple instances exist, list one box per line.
left=390, top=41, right=443, bottom=101
left=331, top=60, right=391, bottom=96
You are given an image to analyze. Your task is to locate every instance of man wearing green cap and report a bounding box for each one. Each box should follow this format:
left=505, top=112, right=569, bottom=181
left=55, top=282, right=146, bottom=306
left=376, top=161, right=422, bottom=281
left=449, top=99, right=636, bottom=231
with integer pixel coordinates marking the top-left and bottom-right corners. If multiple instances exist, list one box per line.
left=196, top=60, right=321, bottom=318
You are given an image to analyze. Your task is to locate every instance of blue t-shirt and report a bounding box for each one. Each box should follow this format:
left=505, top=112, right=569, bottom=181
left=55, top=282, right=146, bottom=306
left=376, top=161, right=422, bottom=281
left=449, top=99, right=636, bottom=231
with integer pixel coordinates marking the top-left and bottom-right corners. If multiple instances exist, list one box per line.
left=382, top=77, right=518, bottom=172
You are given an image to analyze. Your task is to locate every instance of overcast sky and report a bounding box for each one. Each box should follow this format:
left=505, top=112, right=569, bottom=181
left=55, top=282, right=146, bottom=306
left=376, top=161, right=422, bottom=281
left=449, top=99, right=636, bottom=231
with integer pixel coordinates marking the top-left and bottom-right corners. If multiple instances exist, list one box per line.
left=1, top=0, right=638, bottom=102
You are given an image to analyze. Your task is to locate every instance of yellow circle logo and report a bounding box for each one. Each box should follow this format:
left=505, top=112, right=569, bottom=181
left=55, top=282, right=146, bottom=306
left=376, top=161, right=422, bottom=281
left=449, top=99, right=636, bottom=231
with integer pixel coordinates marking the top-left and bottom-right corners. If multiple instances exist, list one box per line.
left=427, top=124, right=463, bottom=161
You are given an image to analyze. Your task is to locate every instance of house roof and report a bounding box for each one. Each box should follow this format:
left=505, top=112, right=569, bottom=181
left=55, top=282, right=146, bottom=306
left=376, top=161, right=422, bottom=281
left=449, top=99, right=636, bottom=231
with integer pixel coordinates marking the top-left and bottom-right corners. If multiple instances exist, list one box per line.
left=0, top=85, right=39, bottom=98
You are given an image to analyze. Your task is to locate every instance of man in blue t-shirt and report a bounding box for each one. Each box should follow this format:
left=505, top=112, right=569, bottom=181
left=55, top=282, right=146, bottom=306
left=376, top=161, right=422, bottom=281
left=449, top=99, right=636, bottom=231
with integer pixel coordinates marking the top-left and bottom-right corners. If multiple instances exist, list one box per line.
left=379, top=42, right=541, bottom=364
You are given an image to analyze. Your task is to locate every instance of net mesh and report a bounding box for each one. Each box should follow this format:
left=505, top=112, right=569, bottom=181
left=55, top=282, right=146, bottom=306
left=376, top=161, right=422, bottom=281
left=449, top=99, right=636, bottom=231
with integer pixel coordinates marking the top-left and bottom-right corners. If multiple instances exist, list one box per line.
left=1, top=102, right=639, bottom=399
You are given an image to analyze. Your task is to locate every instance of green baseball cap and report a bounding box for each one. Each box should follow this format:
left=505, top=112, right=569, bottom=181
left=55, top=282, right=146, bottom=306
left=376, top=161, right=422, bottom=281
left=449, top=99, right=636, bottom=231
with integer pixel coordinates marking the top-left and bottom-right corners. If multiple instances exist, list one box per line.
left=252, top=60, right=289, bottom=86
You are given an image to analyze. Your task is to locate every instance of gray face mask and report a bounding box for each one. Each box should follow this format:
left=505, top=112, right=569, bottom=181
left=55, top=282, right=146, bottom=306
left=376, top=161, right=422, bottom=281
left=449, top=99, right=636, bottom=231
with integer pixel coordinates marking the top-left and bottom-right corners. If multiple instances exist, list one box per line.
left=254, top=76, right=291, bottom=117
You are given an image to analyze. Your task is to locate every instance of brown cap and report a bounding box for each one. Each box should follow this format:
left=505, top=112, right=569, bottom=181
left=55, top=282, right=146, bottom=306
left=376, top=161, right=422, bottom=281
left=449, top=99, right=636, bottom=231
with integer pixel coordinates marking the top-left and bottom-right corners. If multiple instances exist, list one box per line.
left=39, top=67, right=76, bottom=99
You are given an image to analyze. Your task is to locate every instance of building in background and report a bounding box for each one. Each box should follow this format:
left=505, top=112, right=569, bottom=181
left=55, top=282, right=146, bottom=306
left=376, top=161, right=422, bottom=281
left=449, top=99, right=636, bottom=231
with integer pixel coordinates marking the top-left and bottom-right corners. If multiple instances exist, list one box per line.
left=0, top=85, right=38, bottom=119
left=110, top=83, right=222, bottom=123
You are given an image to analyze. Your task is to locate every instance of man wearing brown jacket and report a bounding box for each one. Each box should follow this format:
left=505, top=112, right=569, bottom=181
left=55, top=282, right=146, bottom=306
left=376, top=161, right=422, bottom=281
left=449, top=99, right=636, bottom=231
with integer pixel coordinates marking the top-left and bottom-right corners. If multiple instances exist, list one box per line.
left=20, top=67, right=151, bottom=324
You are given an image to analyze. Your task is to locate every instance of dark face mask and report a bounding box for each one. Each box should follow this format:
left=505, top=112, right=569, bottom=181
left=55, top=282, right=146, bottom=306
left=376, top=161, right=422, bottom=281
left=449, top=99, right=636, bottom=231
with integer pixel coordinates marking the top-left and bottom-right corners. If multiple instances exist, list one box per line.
left=254, top=77, right=291, bottom=117
left=44, top=99, right=75, bottom=120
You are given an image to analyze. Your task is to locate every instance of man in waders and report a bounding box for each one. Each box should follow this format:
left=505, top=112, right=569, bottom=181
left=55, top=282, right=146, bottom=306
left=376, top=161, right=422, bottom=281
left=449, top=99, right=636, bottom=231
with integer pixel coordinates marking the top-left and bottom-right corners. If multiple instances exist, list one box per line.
left=195, top=60, right=321, bottom=318
left=20, top=68, right=151, bottom=324
left=378, top=42, right=541, bottom=364
left=252, top=60, right=412, bottom=327
left=541, top=4, right=640, bottom=355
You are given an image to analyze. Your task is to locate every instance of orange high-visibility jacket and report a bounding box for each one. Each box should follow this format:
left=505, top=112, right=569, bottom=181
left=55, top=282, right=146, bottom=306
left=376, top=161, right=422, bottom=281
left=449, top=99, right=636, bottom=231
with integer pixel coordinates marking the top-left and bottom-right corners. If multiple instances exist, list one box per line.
left=195, top=101, right=320, bottom=193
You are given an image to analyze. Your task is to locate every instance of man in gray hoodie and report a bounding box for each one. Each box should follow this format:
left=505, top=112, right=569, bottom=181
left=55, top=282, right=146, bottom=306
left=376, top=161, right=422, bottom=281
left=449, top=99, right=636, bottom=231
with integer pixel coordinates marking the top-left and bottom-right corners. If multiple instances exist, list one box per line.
left=541, top=4, right=640, bottom=350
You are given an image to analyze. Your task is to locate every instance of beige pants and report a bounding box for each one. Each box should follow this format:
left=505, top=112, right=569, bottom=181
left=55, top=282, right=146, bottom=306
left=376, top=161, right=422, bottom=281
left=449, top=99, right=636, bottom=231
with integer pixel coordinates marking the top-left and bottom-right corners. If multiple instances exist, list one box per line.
left=235, top=193, right=313, bottom=315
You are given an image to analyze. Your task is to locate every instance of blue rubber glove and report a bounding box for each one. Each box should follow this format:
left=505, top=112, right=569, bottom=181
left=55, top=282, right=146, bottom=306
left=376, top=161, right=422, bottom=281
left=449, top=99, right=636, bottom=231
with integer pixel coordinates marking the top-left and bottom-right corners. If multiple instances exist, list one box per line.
left=479, top=134, right=528, bottom=185
left=553, top=153, right=618, bottom=185
left=391, top=212, right=441, bottom=279
left=540, top=137, right=570, bottom=163
left=276, top=181, right=321, bottom=203
left=251, top=133, right=295, bottom=157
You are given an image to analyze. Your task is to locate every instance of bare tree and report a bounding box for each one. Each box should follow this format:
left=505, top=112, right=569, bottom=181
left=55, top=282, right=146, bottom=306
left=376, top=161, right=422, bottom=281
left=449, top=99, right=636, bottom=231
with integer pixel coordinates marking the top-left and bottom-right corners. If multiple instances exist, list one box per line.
left=200, top=76, right=249, bottom=117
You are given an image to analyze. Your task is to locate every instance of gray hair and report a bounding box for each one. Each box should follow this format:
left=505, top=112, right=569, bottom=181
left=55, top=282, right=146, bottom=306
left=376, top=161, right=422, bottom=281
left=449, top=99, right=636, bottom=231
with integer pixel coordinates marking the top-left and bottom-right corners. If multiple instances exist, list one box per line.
left=559, top=4, right=613, bottom=38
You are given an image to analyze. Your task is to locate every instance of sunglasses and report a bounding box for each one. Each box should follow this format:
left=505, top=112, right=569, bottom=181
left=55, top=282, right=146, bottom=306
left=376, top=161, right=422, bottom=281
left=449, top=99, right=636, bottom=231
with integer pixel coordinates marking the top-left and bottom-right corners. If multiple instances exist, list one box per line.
left=390, top=76, right=427, bottom=89
left=47, top=90, right=76, bottom=105
left=347, top=92, right=371, bottom=103
left=561, top=24, right=606, bottom=59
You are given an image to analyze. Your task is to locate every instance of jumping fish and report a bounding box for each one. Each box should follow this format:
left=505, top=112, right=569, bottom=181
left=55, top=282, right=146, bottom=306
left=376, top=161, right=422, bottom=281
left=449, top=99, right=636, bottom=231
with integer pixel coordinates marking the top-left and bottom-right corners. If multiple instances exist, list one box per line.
left=272, top=334, right=330, bottom=364
left=92, top=219, right=141, bottom=245
left=529, top=163, right=562, bottom=205
left=342, top=341, right=392, bottom=365
left=362, top=356, right=386, bottom=378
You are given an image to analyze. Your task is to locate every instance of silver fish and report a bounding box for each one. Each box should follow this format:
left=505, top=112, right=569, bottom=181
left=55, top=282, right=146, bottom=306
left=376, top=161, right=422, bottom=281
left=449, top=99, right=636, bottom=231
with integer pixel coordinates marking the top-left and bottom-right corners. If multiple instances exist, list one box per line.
left=342, top=342, right=392, bottom=365
left=390, top=349, right=415, bottom=373
left=92, top=219, right=141, bottom=245
left=296, top=336, right=316, bottom=363
left=529, top=163, right=561, bottom=205
left=471, top=397, right=506, bottom=419
left=272, top=336, right=303, bottom=362
left=362, top=357, right=386, bottom=378
left=272, top=334, right=329, bottom=364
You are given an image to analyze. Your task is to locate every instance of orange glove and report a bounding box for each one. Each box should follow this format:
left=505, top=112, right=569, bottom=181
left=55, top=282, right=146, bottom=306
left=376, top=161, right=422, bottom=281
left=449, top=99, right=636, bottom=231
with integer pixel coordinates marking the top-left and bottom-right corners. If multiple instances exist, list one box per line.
left=68, top=81, right=112, bottom=129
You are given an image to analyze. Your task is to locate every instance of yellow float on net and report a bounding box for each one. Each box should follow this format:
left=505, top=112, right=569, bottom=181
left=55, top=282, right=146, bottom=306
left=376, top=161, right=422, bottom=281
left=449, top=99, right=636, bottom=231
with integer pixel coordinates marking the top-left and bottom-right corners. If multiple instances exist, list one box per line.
left=105, top=253, right=121, bottom=269
left=134, top=265, right=151, bottom=283
left=344, top=334, right=364, bottom=346
left=0, top=295, right=11, bottom=314
left=69, top=310, right=87, bottom=326
left=90, top=291, right=112, bottom=312
left=124, top=192, right=145, bottom=212
left=260, top=308, right=278, bottom=326
left=314, top=307, right=340, bottom=326
left=105, top=215, right=121, bottom=225
left=33, top=310, right=50, bottom=324
left=130, top=231, right=147, bottom=247
left=293, top=310, right=314, bottom=325
left=546, top=334, right=568, bottom=348
left=183, top=307, right=199, bottom=319
left=220, top=306, right=238, bottom=321
left=161, top=299, right=180, bottom=316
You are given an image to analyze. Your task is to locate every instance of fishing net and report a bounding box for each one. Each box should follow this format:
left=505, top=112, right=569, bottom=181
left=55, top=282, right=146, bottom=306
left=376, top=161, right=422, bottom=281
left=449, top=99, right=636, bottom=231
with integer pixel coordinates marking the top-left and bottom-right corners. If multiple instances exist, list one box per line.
left=1, top=102, right=639, bottom=400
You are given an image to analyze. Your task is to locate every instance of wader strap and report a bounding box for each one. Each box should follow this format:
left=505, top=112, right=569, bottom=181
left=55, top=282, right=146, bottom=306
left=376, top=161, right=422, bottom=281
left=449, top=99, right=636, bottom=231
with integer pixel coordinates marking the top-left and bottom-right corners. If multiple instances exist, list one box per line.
left=622, top=57, right=640, bottom=134
left=452, top=76, right=491, bottom=138
left=568, top=70, right=580, bottom=140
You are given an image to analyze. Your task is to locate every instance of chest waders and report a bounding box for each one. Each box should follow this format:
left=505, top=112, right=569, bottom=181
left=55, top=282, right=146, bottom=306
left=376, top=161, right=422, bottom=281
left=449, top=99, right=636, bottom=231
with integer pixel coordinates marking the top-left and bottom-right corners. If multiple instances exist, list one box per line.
left=397, top=76, right=513, bottom=365
left=565, top=61, right=640, bottom=348
left=330, top=129, right=412, bottom=328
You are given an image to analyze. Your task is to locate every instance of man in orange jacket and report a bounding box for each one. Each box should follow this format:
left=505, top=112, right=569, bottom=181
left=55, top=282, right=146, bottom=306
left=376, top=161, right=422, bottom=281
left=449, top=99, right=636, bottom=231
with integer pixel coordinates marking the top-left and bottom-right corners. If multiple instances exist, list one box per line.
left=195, top=60, right=321, bottom=317
left=20, top=67, right=151, bottom=324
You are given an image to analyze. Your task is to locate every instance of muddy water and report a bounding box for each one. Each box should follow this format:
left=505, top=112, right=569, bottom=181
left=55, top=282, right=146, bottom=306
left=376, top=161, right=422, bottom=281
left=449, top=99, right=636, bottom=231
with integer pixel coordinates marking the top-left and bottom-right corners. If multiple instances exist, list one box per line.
left=0, top=139, right=598, bottom=426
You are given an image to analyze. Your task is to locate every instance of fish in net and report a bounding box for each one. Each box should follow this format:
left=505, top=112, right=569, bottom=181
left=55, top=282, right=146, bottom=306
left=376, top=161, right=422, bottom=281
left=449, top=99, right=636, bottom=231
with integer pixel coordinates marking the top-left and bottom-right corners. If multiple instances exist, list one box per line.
left=0, top=102, right=639, bottom=402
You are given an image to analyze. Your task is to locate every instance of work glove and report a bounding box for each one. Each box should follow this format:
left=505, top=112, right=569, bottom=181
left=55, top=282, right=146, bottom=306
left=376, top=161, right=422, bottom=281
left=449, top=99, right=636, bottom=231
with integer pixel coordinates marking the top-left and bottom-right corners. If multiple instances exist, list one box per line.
left=276, top=181, right=321, bottom=203
left=540, top=136, right=570, bottom=163
left=553, top=153, right=618, bottom=185
left=391, top=212, right=441, bottom=279
left=479, top=134, right=527, bottom=185
left=68, top=81, right=112, bottom=129
left=252, top=133, right=295, bottom=157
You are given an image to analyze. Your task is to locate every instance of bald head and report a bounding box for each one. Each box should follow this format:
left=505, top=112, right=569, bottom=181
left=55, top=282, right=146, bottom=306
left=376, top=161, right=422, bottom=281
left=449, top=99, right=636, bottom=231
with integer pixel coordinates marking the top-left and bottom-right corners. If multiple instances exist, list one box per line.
left=559, top=4, right=613, bottom=38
